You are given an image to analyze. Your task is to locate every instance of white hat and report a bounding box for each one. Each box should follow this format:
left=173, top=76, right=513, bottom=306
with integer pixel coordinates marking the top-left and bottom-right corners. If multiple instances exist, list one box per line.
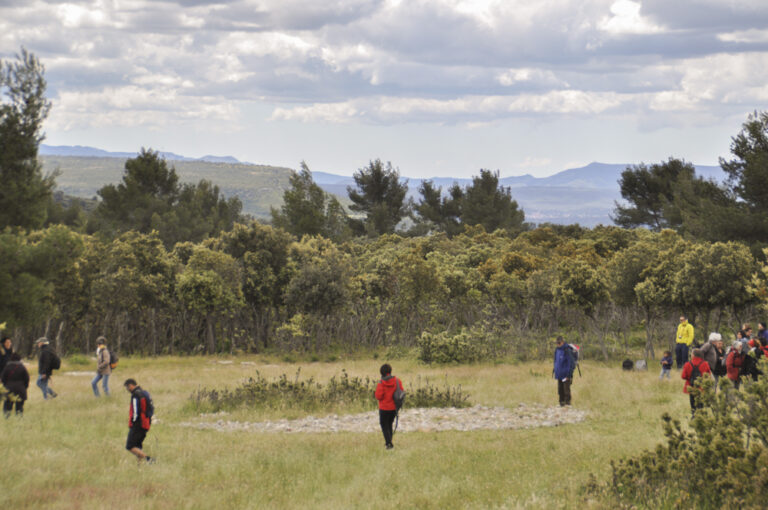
left=708, top=332, right=722, bottom=342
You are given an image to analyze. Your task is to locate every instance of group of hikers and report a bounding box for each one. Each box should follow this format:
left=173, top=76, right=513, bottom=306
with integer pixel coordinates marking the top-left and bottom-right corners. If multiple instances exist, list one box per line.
left=0, top=335, right=155, bottom=464
left=659, top=315, right=768, bottom=413
left=2, top=315, right=767, bottom=457
left=671, top=316, right=768, bottom=413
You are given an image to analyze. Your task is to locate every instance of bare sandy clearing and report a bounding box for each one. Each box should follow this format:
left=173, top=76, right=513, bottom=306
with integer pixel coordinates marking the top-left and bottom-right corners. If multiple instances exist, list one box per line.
left=179, top=404, right=587, bottom=434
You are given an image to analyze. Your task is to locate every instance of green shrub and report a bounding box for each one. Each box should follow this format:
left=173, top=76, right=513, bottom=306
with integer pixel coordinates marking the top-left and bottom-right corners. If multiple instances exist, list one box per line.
left=586, top=360, right=768, bottom=509
left=67, top=354, right=90, bottom=366
left=417, top=328, right=498, bottom=363
left=190, top=369, right=471, bottom=412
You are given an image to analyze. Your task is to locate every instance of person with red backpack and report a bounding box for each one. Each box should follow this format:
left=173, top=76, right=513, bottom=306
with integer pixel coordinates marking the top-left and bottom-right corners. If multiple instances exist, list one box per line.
left=681, top=348, right=711, bottom=415
left=374, top=364, right=404, bottom=450
left=124, top=378, right=155, bottom=464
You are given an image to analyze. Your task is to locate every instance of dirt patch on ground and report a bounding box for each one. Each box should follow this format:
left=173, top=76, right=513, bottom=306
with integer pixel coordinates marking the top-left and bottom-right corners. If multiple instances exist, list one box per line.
left=178, top=404, right=587, bottom=434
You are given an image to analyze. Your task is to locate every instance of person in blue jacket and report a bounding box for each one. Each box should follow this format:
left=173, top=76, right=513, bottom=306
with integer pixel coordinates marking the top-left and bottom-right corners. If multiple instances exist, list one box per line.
left=554, top=336, right=575, bottom=406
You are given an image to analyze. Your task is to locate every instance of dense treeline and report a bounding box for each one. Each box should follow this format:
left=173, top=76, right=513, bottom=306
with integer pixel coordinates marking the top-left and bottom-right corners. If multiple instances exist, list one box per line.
left=0, top=222, right=764, bottom=360
left=3, top=48, right=768, bottom=359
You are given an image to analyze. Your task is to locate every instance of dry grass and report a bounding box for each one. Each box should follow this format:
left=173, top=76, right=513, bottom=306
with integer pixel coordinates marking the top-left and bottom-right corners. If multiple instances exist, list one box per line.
left=0, top=355, right=688, bottom=509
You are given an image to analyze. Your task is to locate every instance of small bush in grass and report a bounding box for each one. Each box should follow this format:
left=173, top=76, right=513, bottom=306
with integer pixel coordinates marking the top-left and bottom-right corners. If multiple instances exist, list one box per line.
left=67, top=354, right=90, bottom=366
left=190, top=369, right=471, bottom=413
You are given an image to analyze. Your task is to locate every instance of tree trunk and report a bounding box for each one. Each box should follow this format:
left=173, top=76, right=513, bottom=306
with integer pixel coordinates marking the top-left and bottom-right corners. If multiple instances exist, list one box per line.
left=644, top=308, right=656, bottom=360
left=55, top=320, right=65, bottom=353
left=206, top=314, right=216, bottom=354
left=151, top=308, right=158, bottom=356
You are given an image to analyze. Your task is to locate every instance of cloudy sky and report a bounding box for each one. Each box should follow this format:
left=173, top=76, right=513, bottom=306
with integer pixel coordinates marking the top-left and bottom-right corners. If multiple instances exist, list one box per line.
left=2, top=0, right=768, bottom=178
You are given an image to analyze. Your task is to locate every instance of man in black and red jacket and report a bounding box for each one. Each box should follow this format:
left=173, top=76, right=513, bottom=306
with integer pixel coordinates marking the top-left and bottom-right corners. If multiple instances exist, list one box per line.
left=124, top=378, right=154, bottom=464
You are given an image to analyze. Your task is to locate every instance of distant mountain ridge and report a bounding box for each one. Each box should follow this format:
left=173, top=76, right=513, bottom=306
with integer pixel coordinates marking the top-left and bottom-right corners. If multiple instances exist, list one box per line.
left=40, top=145, right=727, bottom=227
left=40, top=144, right=241, bottom=164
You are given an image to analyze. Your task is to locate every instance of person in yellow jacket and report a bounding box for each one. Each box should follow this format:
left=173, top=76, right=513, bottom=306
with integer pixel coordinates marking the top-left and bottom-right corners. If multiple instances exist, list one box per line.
left=675, top=315, right=695, bottom=369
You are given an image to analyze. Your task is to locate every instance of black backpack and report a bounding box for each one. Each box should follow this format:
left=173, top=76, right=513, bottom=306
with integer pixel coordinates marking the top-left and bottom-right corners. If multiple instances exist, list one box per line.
left=688, top=361, right=702, bottom=386
left=142, top=389, right=154, bottom=418
left=392, top=379, right=405, bottom=411
left=50, top=352, right=61, bottom=370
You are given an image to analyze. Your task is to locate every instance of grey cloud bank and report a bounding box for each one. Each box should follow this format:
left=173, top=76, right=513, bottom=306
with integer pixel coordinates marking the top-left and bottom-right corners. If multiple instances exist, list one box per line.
left=2, top=0, right=768, bottom=178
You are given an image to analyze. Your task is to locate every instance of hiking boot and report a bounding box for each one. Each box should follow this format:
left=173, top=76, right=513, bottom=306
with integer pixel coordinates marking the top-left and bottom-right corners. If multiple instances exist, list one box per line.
left=386, top=444, right=394, bottom=450
left=146, top=456, right=156, bottom=464
left=49, top=390, right=58, bottom=398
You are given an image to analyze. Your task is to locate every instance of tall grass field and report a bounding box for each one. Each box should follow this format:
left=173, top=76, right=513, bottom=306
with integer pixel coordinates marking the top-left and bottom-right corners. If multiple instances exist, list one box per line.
left=0, top=356, right=690, bottom=509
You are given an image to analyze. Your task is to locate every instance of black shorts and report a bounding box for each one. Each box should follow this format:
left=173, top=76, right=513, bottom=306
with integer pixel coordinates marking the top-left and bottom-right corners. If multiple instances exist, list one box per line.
left=126, top=427, right=148, bottom=450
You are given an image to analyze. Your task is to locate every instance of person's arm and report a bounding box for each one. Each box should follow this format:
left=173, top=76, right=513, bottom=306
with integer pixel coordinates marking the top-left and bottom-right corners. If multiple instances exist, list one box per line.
left=681, top=363, right=690, bottom=380
left=374, top=382, right=384, bottom=401
left=130, top=394, right=139, bottom=427
left=685, top=325, right=695, bottom=346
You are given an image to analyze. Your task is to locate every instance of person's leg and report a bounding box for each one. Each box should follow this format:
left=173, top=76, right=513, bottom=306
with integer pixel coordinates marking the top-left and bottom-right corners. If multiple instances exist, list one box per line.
left=557, top=380, right=565, bottom=406
left=659, top=368, right=665, bottom=380
left=15, top=399, right=23, bottom=416
left=126, top=428, right=152, bottom=462
left=379, top=410, right=395, bottom=448
left=681, top=344, right=689, bottom=366
left=563, top=379, right=572, bottom=406
left=689, top=393, right=697, bottom=414
left=37, top=375, right=49, bottom=399
left=665, top=368, right=671, bottom=379
left=91, top=373, right=102, bottom=397
left=102, top=373, right=110, bottom=396
left=675, top=344, right=683, bottom=369
left=3, top=398, right=12, bottom=418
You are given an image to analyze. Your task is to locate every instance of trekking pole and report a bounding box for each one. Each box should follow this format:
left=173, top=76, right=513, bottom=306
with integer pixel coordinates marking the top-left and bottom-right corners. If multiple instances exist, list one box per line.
left=393, top=411, right=399, bottom=436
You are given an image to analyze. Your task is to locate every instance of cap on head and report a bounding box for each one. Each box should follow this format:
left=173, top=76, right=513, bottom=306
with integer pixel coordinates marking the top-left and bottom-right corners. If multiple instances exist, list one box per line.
left=36, top=337, right=49, bottom=345
left=96, top=336, right=107, bottom=346
left=708, top=332, right=722, bottom=342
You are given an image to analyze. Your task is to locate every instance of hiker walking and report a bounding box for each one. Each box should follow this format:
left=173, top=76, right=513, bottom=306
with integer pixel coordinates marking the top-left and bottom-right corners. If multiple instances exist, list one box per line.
left=675, top=316, right=694, bottom=369
left=124, top=378, right=155, bottom=463
left=1, top=353, right=29, bottom=417
left=91, top=337, right=111, bottom=397
left=36, top=338, right=58, bottom=399
left=554, top=336, right=575, bottom=407
left=375, top=364, right=404, bottom=450
left=682, top=348, right=711, bottom=414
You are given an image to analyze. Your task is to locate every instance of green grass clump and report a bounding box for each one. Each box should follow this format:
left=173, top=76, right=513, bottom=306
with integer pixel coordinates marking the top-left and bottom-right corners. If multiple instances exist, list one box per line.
left=190, top=369, right=375, bottom=413
left=67, top=354, right=91, bottom=366
left=190, top=369, right=471, bottom=413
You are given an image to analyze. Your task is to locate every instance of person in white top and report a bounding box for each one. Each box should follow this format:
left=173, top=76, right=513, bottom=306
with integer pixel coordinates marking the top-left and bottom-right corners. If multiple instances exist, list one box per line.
left=91, top=336, right=112, bottom=397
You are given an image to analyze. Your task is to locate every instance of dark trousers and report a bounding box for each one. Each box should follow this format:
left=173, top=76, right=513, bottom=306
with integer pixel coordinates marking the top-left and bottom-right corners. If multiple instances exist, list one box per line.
left=3, top=397, right=24, bottom=416
left=557, top=379, right=572, bottom=406
left=379, top=409, right=397, bottom=446
left=675, top=343, right=689, bottom=369
left=689, top=393, right=703, bottom=413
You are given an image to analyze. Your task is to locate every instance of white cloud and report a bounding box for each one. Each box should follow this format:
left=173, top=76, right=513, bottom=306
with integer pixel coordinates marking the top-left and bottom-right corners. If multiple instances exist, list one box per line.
left=599, top=0, right=663, bottom=34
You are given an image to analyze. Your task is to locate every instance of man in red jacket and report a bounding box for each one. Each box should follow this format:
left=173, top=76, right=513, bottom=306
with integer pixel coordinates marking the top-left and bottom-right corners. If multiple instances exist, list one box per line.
left=375, top=364, right=404, bottom=450
left=124, top=378, right=154, bottom=464
left=681, top=348, right=711, bottom=415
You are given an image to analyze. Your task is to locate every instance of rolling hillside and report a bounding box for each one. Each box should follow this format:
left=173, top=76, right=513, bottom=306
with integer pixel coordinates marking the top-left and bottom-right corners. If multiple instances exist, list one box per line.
left=40, top=146, right=727, bottom=226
